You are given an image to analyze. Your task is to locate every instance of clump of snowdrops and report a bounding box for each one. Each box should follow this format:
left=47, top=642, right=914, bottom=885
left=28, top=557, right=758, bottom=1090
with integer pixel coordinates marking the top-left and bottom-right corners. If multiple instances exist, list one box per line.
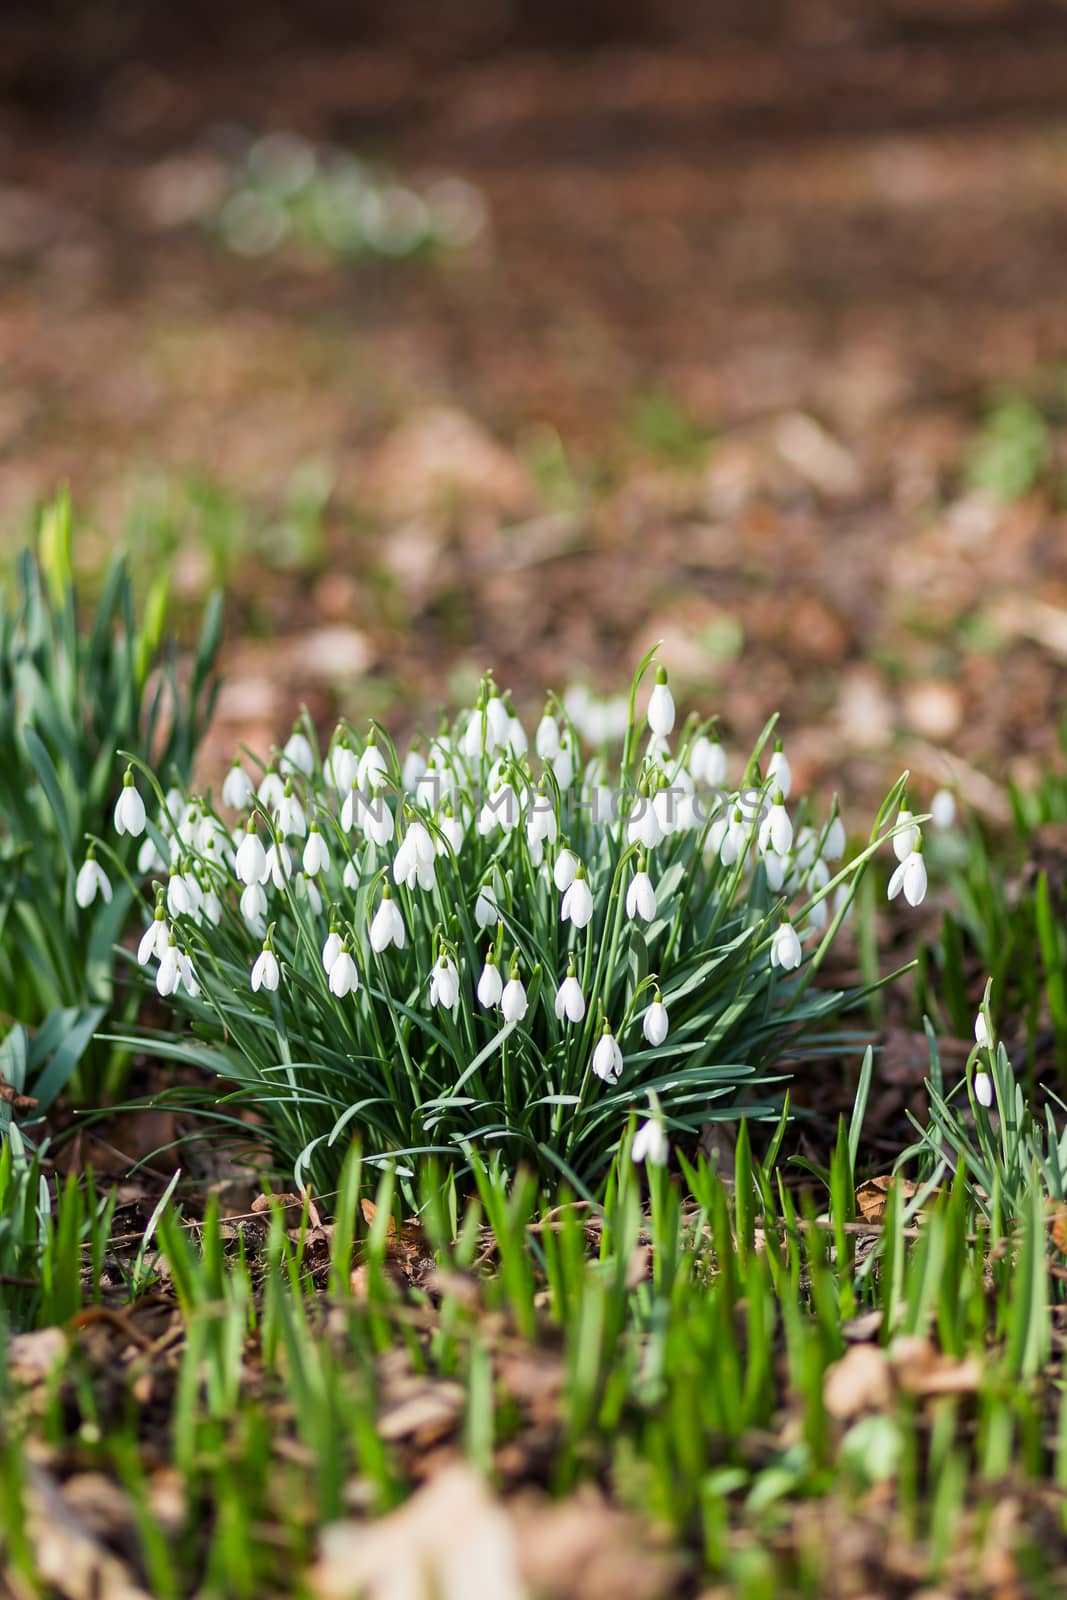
left=95, top=650, right=920, bottom=1191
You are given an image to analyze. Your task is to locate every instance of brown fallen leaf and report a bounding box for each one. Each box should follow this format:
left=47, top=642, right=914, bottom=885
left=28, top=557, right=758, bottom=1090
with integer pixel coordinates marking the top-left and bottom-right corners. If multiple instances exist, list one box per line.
left=823, top=1342, right=893, bottom=1420
left=308, top=1464, right=526, bottom=1600
left=26, top=1464, right=153, bottom=1600
left=511, top=1485, right=686, bottom=1600
left=8, top=1325, right=68, bottom=1386
left=1048, top=1201, right=1067, bottom=1256
left=888, top=1335, right=982, bottom=1397
left=0, top=1071, right=37, bottom=1114
left=856, top=1175, right=921, bottom=1224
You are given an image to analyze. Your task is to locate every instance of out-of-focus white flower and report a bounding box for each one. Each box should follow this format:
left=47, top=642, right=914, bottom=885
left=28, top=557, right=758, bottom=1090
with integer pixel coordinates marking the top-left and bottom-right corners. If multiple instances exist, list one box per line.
left=893, top=808, right=920, bottom=861
left=429, top=954, right=460, bottom=1010
left=974, top=1071, right=993, bottom=1108
left=265, top=840, right=293, bottom=890
left=157, top=938, right=182, bottom=997
left=370, top=888, right=405, bottom=952
left=327, top=739, right=357, bottom=794
left=931, top=788, right=957, bottom=830
left=628, top=792, right=664, bottom=851
left=114, top=770, right=146, bottom=837
left=363, top=796, right=395, bottom=848
left=394, top=820, right=436, bottom=890
left=647, top=668, right=675, bottom=738
left=592, top=1024, right=623, bottom=1083
left=833, top=882, right=854, bottom=924
left=283, top=729, right=315, bottom=776
left=201, top=887, right=223, bottom=926
left=763, top=850, right=787, bottom=893
left=474, top=885, right=499, bottom=930
left=358, top=739, right=388, bottom=792
left=236, top=824, right=267, bottom=886
left=138, top=835, right=166, bottom=874
left=527, top=794, right=558, bottom=854
left=767, top=743, right=792, bottom=800
left=561, top=868, right=594, bottom=929
left=720, top=809, right=749, bottom=867
left=887, top=848, right=927, bottom=907
left=770, top=921, right=802, bottom=971
left=536, top=710, right=561, bottom=760
left=632, top=1116, right=668, bottom=1167
left=222, top=760, right=255, bottom=810
left=75, top=852, right=112, bottom=909
left=553, top=848, right=579, bottom=891
left=823, top=815, right=846, bottom=861
left=275, top=783, right=307, bottom=839
left=552, top=734, right=575, bottom=792
left=505, top=713, right=528, bottom=757
left=178, top=951, right=200, bottom=999
left=167, top=871, right=202, bottom=921
left=322, top=929, right=343, bottom=974
left=759, top=795, right=793, bottom=856
left=240, top=881, right=268, bottom=938
left=975, top=1010, right=992, bottom=1049
left=257, top=768, right=285, bottom=812
left=402, top=748, right=427, bottom=791
left=477, top=954, right=503, bottom=1008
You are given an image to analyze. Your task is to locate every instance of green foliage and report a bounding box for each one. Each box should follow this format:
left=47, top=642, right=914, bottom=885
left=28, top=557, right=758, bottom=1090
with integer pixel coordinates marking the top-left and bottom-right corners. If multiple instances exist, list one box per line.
left=111, top=656, right=908, bottom=1193
left=0, top=494, right=221, bottom=1106
left=627, top=387, right=712, bottom=469
left=965, top=390, right=1050, bottom=502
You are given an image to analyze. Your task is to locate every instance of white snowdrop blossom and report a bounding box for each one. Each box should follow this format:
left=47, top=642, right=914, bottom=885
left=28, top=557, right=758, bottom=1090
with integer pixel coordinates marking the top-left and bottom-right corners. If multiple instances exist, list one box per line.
left=156, top=938, right=182, bottom=998
left=628, top=792, right=664, bottom=851
left=429, top=955, right=460, bottom=1011
left=394, top=820, right=436, bottom=890
left=553, top=848, right=579, bottom=892
left=363, top=796, right=395, bottom=848
left=265, top=840, right=293, bottom=890
left=474, top=885, right=499, bottom=930
left=770, top=921, right=802, bottom=972
left=632, top=1117, right=668, bottom=1167
left=275, top=785, right=307, bottom=839
left=327, top=740, right=357, bottom=794
left=767, top=744, right=792, bottom=800
left=201, top=887, right=223, bottom=926
left=975, top=1011, right=992, bottom=1049
left=759, top=794, right=793, bottom=856
left=552, top=734, right=576, bottom=792
left=322, top=929, right=343, bottom=975
left=822, top=815, right=846, bottom=861
left=75, top=853, right=112, bottom=909
left=625, top=868, right=657, bottom=923
left=554, top=960, right=586, bottom=1024
left=257, top=768, right=285, bottom=812
left=893, top=808, right=920, bottom=861
left=302, top=826, right=330, bottom=877
left=647, top=669, right=675, bottom=738
left=561, top=868, right=594, bottom=930
left=283, top=729, right=315, bottom=776
left=642, top=993, right=669, bottom=1047
left=178, top=951, right=200, bottom=999
left=974, top=1071, right=994, bottom=1108
left=931, top=788, right=957, bottom=830
left=137, top=835, right=166, bottom=874
left=437, top=812, right=465, bottom=856
left=251, top=945, right=280, bottom=994
left=236, top=824, right=267, bottom=887
left=720, top=809, right=749, bottom=867
left=485, top=692, right=511, bottom=750
left=592, top=1024, right=624, bottom=1083
left=240, top=882, right=268, bottom=939
left=370, top=889, right=405, bottom=952
left=167, top=871, right=201, bottom=921
left=526, top=795, right=558, bottom=853
left=402, top=748, right=427, bottom=792
left=113, top=770, right=146, bottom=837
left=357, top=740, right=388, bottom=792
left=222, top=760, right=255, bottom=810
left=477, top=954, right=503, bottom=1009
left=535, top=710, right=561, bottom=760
left=137, top=911, right=169, bottom=967
left=887, top=848, right=927, bottom=908
left=501, top=968, right=529, bottom=1023
left=763, top=850, right=787, bottom=893
left=328, top=946, right=359, bottom=998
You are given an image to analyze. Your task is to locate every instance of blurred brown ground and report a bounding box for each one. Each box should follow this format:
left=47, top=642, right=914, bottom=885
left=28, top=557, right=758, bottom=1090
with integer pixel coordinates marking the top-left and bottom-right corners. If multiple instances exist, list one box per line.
left=3, top=0, right=1067, bottom=809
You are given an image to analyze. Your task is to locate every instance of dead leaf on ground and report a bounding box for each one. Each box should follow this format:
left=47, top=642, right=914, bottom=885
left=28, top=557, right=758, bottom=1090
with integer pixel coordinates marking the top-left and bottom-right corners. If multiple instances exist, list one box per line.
left=511, top=1485, right=687, bottom=1600
left=856, top=1175, right=922, bottom=1224
left=309, top=1464, right=525, bottom=1600
left=26, top=1464, right=153, bottom=1600
left=823, top=1342, right=893, bottom=1420
left=888, top=1335, right=982, bottom=1397
left=8, top=1325, right=68, bottom=1387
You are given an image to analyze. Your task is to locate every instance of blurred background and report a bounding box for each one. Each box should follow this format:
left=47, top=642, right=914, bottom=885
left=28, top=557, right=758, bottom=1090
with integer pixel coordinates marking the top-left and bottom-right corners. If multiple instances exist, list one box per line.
left=4, top=0, right=1067, bottom=809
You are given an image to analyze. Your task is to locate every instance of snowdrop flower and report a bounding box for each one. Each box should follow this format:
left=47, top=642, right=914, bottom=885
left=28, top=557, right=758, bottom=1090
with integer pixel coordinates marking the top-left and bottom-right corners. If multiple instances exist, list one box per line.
left=477, top=952, right=503, bottom=1009
left=763, top=850, right=787, bottom=893
left=251, top=941, right=280, bottom=994
left=822, top=814, right=846, bottom=862
left=561, top=866, right=594, bottom=929
left=974, top=1071, right=994, bottom=1108
left=832, top=882, right=854, bottom=924
left=552, top=733, right=576, bottom=792
left=343, top=857, right=360, bottom=891
left=975, top=1010, right=992, bottom=1049
left=553, top=847, right=579, bottom=892
left=704, top=735, right=727, bottom=789
left=535, top=708, right=561, bottom=761
left=653, top=782, right=680, bottom=838
left=759, top=793, right=793, bottom=856
left=689, top=734, right=713, bottom=785
left=265, top=839, right=293, bottom=891
left=236, top=822, right=267, bottom=886
left=592, top=1022, right=623, bottom=1083
left=178, top=950, right=200, bottom=999
left=370, top=887, right=405, bottom=952
left=303, top=824, right=330, bottom=877
left=642, top=990, right=669, bottom=1047
left=75, top=849, right=112, bottom=909
left=474, top=885, right=500, bottom=930
left=275, top=782, right=307, bottom=839
left=526, top=792, right=558, bottom=856
left=114, top=769, right=146, bottom=837
left=507, top=708, right=530, bottom=756
left=770, top=920, right=802, bottom=972
left=808, top=896, right=828, bottom=932
left=301, top=874, right=323, bottom=916
left=167, top=870, right=201, bottom=921
left=341, top=782, right=363, bottom=834
left=478, top=780, right=520, bottom=835
left=625, top=865, right=657, bottom=923
left=429, top=953, right=460, bottom=1011
left=322, top=928, right=343, bottom=975
left=393, top=820, right=436, bottom=891
left=201, top=886, right=223, bottom=926
left=240, top=881, right=267, bottom=939
left=222, top=759, right=255, bottom=810
left=647, top=667, right=675, bottom=738
left=893, top=807, right=920, bottom=861
left=327, top=738, right=357, bottom=794
left=887, top=847, right=927, bottom=908
left=485, top=690, right=511, bottom=750
left=257, top=766, right=285, bottom=812
left=437, top=810, right=464, bottom=856
left=283, top=728, right=315, bottom=776
left=402, top=747, right=427, bottom=792
left=358, top=738, right=388, bottom=792
left=328, top=944, right=359, bottom=998
left=137, top=834, right=166, bottom=874
left=554, top=957, right=586, bottom=1024
left=767, top=741, right=792, bottom=800
left=708, top=814, right=730, bottom=858
left=931, top=788, right=957, bottom=830
left=137, top=906, right=169, bottom=966
left=627, top=790, right=664, bottom=851
left=363, top=796, right=395, bottom=848
left=500, top=960, right=528, bottom=1023
left=632, top=1116, right=668, bottom=1167
left=157, top=936, right=182, bottom=997
left=720, top=809, right=749, bottom=867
